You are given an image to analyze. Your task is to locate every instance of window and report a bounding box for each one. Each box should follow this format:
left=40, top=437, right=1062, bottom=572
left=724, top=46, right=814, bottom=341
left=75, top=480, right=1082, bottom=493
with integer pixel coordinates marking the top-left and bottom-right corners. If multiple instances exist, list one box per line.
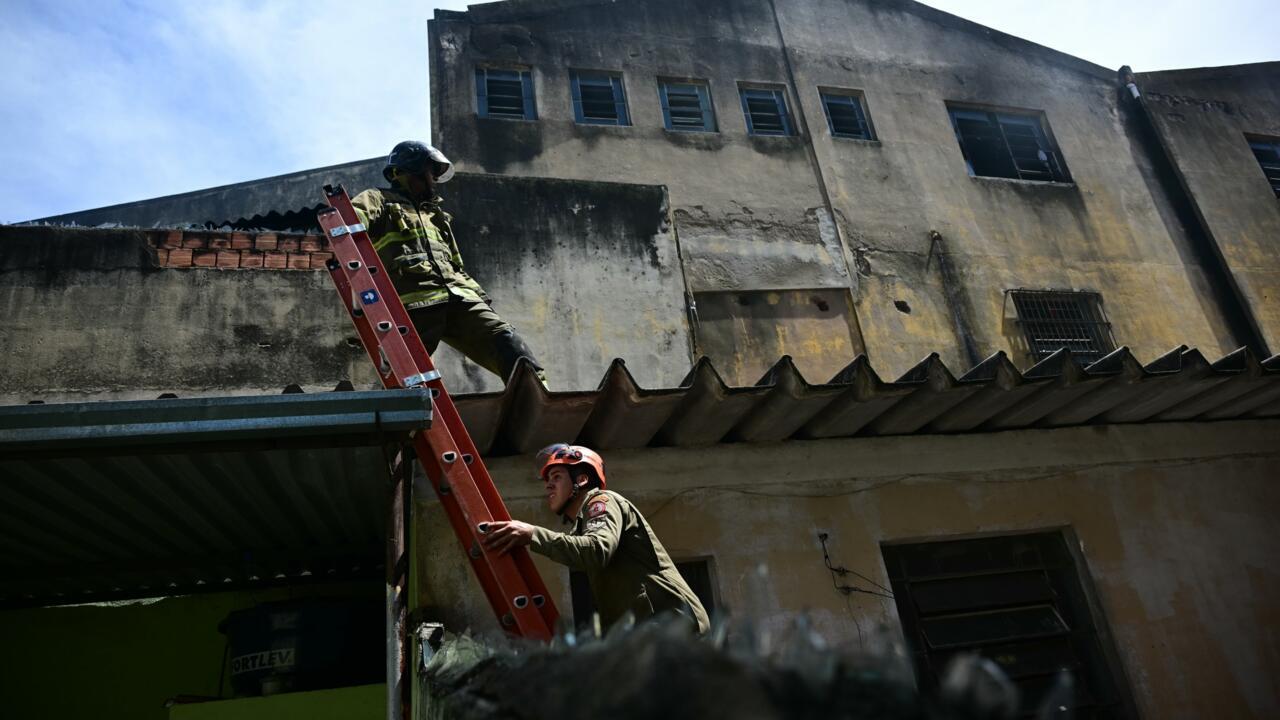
left=883, top=532, right=1132, bottom=719
left=571, top=71, right=630, bottom=126
left=949, top=106, right=1069, bottom=182
left=820, top=90, right=875, bottom=140
left=739, top=86, right=794, bottom=136
left=1009, top=289, right=1115, bottom=364
left=569, top=559, right=716, bottom=630
left=475, top=68, right=535, bottom=120
left=659, top=80, right=716, bottom=132
left=1247, top=135, right=1280, bottom=197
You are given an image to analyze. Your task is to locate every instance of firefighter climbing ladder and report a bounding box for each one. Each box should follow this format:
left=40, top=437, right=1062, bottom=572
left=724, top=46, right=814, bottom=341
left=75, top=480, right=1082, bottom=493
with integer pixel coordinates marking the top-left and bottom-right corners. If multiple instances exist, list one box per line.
left=317, top=184, right=558, bottom=641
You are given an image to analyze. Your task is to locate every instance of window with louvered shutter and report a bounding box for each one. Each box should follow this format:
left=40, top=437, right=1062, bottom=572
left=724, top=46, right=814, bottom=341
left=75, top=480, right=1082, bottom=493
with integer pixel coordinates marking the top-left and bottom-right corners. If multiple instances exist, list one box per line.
left=739, top=86, right=794, bottom=136
left=571, top=71, right=630, bottom=126
left=476, top=68, right=535, bottom=120
left=820, top=90, right=875, bottom=140
left=883, top=532, right=1134, bottom=719
left=660, top=80, right=716, bottom=132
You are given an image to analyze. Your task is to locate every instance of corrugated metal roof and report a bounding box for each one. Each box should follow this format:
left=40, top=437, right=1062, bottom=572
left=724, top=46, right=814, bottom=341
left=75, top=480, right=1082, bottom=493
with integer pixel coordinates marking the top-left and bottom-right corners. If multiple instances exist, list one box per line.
left=452, top=345, right=1280, bottom=456
left=4, top=345, right=1276, bottom=607
left=0, top=389, right=431, bottom=608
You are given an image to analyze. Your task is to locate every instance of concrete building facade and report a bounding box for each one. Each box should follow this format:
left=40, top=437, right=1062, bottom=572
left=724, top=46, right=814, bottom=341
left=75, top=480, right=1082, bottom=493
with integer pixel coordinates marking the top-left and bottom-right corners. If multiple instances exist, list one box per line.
left=429, top=0, right=1276, bottom=384
left=3, top=1, right=1278, bottom=719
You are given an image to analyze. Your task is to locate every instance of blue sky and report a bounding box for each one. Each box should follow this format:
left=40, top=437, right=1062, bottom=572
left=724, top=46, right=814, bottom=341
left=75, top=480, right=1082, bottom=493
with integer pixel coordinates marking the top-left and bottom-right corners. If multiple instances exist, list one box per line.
left=0, top=0, right=1274, bottom=223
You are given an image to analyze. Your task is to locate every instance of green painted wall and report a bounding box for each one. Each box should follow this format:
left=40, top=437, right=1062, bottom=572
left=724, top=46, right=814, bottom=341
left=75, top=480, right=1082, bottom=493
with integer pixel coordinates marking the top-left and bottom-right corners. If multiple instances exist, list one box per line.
left=170, top=683, right=384, bottom=720
left=0, top=582, right=380, bottom=720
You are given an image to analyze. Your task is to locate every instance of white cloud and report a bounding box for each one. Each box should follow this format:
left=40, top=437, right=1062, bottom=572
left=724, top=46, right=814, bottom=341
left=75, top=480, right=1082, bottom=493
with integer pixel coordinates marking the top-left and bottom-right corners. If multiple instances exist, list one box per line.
left=918, top=0, right=1277, bottom=70
left=0, top=0, right=1274, bottom=223
left=0, top=0, right=469, bottom=222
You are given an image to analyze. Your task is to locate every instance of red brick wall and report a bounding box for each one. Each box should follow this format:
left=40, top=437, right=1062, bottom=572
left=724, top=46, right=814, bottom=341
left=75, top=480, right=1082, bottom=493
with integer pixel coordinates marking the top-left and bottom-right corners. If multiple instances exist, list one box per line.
left=148, top=229, right=333, bottom=270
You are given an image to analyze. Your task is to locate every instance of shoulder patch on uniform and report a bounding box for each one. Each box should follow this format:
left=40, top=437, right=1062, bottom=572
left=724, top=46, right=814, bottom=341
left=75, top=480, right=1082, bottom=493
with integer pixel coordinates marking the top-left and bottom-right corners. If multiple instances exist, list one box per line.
left=586, top=499, right=608, bottom=519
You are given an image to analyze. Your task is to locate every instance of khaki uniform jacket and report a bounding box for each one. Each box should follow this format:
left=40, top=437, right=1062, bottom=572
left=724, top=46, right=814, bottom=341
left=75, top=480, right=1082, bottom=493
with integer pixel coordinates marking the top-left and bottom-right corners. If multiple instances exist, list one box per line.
left=529, top=488, right=710, bottom=633
left=350, top=187, right=486, bottom=309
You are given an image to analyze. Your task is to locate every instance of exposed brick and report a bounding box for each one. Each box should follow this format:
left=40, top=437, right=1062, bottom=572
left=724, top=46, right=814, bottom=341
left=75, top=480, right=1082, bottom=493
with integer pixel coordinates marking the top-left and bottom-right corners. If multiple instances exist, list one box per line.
left=162, top=230, right=184, bottom=248
left=154, top=248, right=169, bottom=266
left=255, top=233, right=278, bottom=251
left=277, top=236, right=300, bottom=252
left=239, top=252, right=264, bottom=269
left=207, top=234, right=232, bottom=249
left=262, top=251, right=288, bottom=269
left=230, top=232, right=253, bottom=249
left=167, top=248, right=193, bottom=267
left=216, top=250, right=241, bottom=268
left=192, top=249, right=218, bottom=267
left=300, top=235, right=324, bottom=252
left=182, top=233, right=208, bottom=249
left=286, top=252, right=310, bottom=270
left=309, top=251, right=335, bottom=270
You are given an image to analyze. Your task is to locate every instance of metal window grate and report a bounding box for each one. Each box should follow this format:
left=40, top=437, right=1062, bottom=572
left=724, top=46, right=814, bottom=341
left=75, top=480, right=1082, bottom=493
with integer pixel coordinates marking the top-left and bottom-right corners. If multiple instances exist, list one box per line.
left=571, top=71, right=630, bottom=126
left=821, top=91, right=874, bottom=140
left=882, top=533, right=1133, bottom=719
left=740, top=87, right=793, bottom=136
left=660, top=80, right=716, bottom=132
left=949, top=107, right=1069, bottom=183
left=1010, top=289, right=1115, bottom=364
left=476, top=68, right=536, bottom=120
left=1248, top=136, right=1280, bottom=197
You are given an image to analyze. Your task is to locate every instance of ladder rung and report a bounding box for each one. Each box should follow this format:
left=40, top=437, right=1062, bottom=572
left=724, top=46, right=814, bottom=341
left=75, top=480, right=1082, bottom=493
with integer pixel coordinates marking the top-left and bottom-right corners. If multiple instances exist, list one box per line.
left=318, top=185, right=558, bottom=640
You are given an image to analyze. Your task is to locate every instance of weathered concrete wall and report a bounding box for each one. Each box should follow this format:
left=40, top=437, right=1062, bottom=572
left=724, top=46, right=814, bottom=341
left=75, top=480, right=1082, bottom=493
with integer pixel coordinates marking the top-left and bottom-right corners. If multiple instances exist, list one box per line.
left=776, top=0, right=1248, bottom=375
left=0, top=173, right=692, bottom=401
left=414, top=419, right=1280, bottom=719
left=0, top=225, right=371, bottom=403
left=694, top=288, right=862, bottom=383
left=1138, top=64, right=1280, bottom=356
left=431, top=0, right=847, bottom=290
left=431, top=0, right=1259, bottom=379
left=430, top=0, right=866, bottom=384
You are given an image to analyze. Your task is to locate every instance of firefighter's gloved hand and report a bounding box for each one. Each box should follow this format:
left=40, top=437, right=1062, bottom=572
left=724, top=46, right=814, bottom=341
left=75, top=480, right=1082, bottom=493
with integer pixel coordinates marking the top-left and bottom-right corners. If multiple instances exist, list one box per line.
left=482, top=520, right=536, bottom=554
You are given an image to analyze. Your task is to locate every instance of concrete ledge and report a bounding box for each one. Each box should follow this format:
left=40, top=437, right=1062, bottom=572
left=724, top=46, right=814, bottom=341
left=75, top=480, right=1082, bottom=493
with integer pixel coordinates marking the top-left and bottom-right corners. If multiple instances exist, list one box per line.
left=488, top=418, right=1280, bottom=498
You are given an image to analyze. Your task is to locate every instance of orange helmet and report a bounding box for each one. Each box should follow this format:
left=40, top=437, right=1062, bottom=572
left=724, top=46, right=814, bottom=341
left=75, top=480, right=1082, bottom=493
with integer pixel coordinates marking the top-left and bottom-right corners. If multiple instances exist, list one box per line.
left=536, top=443, right=607, bottom=489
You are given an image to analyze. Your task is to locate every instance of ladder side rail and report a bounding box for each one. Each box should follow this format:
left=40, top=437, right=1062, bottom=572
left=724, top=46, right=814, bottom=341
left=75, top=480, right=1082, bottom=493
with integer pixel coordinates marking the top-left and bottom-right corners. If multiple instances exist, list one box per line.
left=320, top=211, right=515, bottom=628
left=324, top=190, right=559, bottom=630
left=413, top=432, right=515, bottom=630
left=320, top=197, right=556, bottom=639
left=323, top=189, right=439, bottom=390
left=321, top=213, right=397, bottom=389
left=412, top=403, right=553, bottom=638
left=321, top=223, right=424, bottom=389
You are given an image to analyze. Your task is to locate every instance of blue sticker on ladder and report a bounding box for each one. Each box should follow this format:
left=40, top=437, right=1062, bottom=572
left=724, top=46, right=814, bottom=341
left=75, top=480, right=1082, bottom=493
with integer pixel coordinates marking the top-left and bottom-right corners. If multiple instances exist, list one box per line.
left=360, top=289, right=379, bottom=305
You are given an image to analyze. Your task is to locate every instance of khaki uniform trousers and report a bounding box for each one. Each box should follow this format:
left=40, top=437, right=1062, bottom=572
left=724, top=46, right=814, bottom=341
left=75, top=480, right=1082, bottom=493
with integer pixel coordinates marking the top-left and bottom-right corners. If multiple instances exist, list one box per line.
left=409, top=298, right=546, bottom=384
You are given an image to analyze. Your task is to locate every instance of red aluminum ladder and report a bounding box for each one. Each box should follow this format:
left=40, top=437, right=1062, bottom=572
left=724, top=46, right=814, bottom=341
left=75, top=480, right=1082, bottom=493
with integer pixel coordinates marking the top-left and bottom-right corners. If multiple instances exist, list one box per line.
left=317, top=184, right=558, bottom=640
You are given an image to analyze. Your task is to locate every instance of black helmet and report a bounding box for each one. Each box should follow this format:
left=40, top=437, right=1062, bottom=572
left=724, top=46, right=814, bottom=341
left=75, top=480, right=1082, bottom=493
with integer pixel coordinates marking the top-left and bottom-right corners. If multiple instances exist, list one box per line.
left=383, top=141, right=455, bottom=184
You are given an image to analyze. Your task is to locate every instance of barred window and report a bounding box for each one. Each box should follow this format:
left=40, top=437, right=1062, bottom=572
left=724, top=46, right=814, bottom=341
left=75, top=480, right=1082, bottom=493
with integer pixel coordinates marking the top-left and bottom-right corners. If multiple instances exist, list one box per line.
left=660, top=80, right=716, bottom=132
left=820, top=90, right=875, bottom=140
left=949, top=106, right=1070, bottom=182
left=571, top=71, right=630, bottom=126
left=1247, top=135, right=1280, bottom=196
left=883, top=532, right=1133, bottom=719
left=739, top=86, right=794, bottom=136
left=1010, top=289, right=1115, bottom=364
left=476, top=68, right=535, bottom=120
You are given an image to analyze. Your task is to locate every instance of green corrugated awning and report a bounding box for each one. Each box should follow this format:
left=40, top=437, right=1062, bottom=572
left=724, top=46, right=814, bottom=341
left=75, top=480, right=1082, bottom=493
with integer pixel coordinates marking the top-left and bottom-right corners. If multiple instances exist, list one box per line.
left=0, top=389, right=432, bottom=608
